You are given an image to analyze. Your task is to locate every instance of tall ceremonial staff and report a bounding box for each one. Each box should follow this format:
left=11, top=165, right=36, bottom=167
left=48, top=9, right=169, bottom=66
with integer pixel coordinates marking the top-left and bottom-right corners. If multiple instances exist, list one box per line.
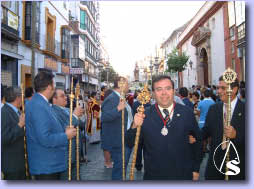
left=75, top=82, right=80, bottom=180
left=21, top=83, right=30, bottom=179
left=130, top=84, right=151, bottom=180
left=118, top=78, right=126, bottom=180
left=222, top=67, right=237, bottom=181
left=68, top=76, right=75, bottom=181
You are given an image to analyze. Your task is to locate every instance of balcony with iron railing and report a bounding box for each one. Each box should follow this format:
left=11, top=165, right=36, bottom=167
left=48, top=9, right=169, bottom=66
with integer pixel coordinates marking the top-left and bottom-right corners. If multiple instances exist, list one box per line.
left=1, top=5, right=19, bottom=39
left=85, top=50, right=97, bottom=63
left=70, top=58, right=84, bottom=68
left=80, top=1, right=96, bottom=20
left=41, top=34, right=61, bottom=59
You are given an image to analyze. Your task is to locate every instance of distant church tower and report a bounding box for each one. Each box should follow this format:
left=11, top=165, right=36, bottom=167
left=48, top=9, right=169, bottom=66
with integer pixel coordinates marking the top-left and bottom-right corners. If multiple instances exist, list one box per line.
left=134, top=62, right=139, bottom=82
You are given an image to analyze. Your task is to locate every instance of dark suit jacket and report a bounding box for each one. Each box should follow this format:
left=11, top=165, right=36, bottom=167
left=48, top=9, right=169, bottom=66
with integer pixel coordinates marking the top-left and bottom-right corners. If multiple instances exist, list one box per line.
left=1, top=104, right=25, bottom=173
left=51, top=105, right=85, bottom=164
left=126, top=103, right=202, bottom=180
left=202, top=99, right=245, bottom=180
left=101, top=91, right=129, bottom=150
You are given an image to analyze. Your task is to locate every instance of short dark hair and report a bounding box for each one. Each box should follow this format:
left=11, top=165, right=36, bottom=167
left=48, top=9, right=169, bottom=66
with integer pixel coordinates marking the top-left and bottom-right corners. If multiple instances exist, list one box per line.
left=91, top=91, right=97, bottom=98
left=219, top=75, right=239, bottom=89
left=113, top=76, right=127, bottom=89
left=104, top=89, right=113, bottom=99
left=25, top=87, right=34, bottom=98
left=240, top=88, right=245, bottom=99
left=240, top=81, right=245, bottom=89
left=193, top=91, right=200, bottom=99
left=152, top=75, right=174, bottom=91
left=34, top=71, right=54, bottom=92
left=4, top=86, right=22, bottom=103
left=101, top=86, right=106, bottom=91
left=179, top=87, right=188, bottom=97
left=204, top=89, right=211, bottom=98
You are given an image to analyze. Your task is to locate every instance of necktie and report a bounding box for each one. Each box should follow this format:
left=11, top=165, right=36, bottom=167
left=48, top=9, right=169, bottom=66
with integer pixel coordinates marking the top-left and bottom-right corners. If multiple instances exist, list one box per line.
left=163, top=109, right=170, bottom=121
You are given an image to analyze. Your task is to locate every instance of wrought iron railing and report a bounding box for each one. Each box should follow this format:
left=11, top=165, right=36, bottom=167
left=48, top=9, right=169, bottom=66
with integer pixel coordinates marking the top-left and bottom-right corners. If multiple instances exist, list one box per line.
left=41, top=34, right=61, bottom=57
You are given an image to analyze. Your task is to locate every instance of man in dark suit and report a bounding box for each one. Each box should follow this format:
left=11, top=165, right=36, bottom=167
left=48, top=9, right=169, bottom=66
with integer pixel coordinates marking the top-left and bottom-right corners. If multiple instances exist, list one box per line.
left=51, top=88, right=85, bottom=180
left=202, top=76, right=245, bottom=180
left=1, top=86, right=26, bottom=180
left=101, top=76, right=133, bottom=180
left=126, top=75, right=202, bottom=180
left=25, top=71, right=77, bottom=180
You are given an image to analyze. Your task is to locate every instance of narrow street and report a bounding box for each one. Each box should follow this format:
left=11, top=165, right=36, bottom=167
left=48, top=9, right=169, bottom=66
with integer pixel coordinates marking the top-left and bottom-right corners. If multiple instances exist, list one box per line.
left=80, top=142, right=208, bottom=181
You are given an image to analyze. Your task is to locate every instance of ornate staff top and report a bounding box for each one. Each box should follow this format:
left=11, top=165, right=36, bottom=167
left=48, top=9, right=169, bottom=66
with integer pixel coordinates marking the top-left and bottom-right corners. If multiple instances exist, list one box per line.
left=137, top=84, right=151, bottom=113
left=223, top=67, right=237, bottom=85
left=118, top=77, right=126, bottom=99
left=75, top=82, right=80, bottom=105
left=69, top=76, right=75, bottom=128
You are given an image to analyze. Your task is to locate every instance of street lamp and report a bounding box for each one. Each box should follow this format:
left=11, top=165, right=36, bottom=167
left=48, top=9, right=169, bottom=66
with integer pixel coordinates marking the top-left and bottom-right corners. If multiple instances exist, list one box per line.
left=149, top=58, right=154, bottom=88
left=154, top=56, right=160, bottom=76
left=189, top=60, right=193, bottom=70
left=97, top=60, right=104, bottom=93
left=106, top=61, right=110, bottom=88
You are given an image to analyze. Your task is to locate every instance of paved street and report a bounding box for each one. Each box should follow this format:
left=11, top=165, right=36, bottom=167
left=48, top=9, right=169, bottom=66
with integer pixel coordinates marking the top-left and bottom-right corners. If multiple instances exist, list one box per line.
left=79, top=142, right=209, bottom=181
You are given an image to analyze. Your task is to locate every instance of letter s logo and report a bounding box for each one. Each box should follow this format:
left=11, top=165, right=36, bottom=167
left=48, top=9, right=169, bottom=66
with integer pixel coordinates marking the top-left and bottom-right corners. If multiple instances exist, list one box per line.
left=213, top=141, right=241, bottom=176
left=226, top=159, right=240, bottom=176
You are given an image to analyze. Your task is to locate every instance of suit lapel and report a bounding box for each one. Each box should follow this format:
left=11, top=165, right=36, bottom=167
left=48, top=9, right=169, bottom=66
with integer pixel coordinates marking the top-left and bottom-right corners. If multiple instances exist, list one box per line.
left=150, top=104, right=165, bottom=127
left=218, top=102, right=224, bottom=126
left=231, top=99, right=243, bottom=126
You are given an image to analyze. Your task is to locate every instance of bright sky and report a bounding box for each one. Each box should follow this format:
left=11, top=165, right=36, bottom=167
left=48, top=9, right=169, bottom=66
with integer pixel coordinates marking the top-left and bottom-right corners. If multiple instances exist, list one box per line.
left=99, top=1, right=205, bottom=78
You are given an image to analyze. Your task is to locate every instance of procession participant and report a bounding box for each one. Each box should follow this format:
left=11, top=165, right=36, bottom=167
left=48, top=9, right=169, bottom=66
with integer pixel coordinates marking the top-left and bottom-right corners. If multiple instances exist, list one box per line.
left=101, top=76, right=133, bottom=180
left=100, top=86, right=106, bottom=101
left=86, top=92, right=101, bottom=144
left=202, top=76, right=245, bottom=180
left=126, top=75, right=202, bottom=180
left=101, top=88, right=114, bottom=168
left=1, top=87, right=26, bottom=180
left=25, top=71, right=77, bottom=180
left=51, top=88, right=85, bottom=180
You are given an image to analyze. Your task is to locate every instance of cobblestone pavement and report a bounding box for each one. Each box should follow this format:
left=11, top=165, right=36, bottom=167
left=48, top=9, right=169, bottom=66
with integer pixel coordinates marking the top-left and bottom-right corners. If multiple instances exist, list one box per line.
left=80, top=142, right=209, bottom=181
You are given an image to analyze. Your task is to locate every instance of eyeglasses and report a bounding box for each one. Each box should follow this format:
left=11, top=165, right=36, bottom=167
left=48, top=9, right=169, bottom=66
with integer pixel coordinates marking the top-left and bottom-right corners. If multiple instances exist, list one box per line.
left=217, top=86, right=226, bottom=90
left=154, top=86, right=173, bottom=92
left=58, top=94, right=66, bottom=98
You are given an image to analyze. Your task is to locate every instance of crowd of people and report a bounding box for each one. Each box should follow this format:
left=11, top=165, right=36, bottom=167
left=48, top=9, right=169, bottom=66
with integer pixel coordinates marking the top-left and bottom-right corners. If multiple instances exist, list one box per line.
left=1, top=71, right=245, bottom=181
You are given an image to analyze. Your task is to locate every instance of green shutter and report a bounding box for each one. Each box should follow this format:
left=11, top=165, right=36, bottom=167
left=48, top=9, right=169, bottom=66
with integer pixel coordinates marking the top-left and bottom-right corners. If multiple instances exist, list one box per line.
left=80, top=10, right=86, bottom=30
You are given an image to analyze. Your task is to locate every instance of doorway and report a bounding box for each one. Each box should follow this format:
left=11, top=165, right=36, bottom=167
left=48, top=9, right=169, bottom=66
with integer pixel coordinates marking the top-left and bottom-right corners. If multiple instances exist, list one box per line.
left=200, top=48, right=208, bottom=86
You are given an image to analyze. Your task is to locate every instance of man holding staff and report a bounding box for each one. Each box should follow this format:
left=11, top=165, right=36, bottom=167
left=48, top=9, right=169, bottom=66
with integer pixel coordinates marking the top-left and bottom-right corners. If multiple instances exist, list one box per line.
left=202, top=73, right=245, bottom=180
left=101, top=76, right=133, bottom=180
left=126, top=75, right=202, bottom=180
left=25, top=71, right=76, bottom=180
left=51, top=88, right=85, bottom=180
left=1, top=87, right=26, bottom=180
